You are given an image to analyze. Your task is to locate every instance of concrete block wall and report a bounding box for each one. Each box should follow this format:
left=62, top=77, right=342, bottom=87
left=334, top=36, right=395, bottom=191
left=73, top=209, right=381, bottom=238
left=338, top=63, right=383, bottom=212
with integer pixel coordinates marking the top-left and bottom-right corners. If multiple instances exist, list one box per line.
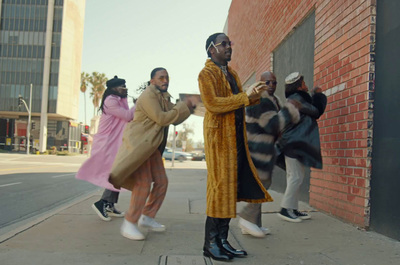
left=228, top=0, right=375, bottom=227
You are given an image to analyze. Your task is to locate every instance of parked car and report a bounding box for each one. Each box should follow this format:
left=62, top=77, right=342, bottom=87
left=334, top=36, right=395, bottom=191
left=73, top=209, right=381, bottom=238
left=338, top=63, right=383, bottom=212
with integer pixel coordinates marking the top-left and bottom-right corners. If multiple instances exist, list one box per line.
left=163, top=148, right=193, bottom=162
left=191, top=152, right=205, bottom=161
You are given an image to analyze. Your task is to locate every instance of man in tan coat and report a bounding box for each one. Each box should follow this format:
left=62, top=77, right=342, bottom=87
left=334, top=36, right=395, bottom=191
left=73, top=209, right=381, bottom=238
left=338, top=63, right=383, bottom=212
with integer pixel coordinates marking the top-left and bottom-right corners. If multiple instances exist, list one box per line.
left=198, top=33, right=273, bottom=261
left=109, top=67, right=194, bottom=240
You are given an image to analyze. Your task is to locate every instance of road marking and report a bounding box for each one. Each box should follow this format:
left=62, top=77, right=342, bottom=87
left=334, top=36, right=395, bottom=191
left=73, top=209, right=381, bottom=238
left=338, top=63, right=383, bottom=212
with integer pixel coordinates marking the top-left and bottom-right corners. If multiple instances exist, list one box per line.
left=0, top=182, right=22, bottom=188
left=0, top=165, right=59, bottom=172
left=52, top=173, right=76, bottom=178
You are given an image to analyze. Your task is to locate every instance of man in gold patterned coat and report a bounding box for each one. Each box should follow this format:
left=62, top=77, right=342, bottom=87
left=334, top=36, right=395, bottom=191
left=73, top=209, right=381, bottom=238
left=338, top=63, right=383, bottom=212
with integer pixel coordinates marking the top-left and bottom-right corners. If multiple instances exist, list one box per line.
left=198, top=33, right=273, bottom=261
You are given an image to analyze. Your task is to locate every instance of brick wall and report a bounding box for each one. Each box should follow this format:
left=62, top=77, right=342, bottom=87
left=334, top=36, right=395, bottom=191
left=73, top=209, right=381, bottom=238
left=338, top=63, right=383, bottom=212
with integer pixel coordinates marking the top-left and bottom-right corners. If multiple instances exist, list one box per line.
left=228, top=0, right=375, bottom=227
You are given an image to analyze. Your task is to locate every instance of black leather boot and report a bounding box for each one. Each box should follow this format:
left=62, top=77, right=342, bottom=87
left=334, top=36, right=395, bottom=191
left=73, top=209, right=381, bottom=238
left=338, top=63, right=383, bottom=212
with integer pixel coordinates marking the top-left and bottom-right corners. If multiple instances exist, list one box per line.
left=220, top=239, right=247, bottom=257
left=203, top=217, right=233, bottom=261
left=219, top=218, right=248, bottom=257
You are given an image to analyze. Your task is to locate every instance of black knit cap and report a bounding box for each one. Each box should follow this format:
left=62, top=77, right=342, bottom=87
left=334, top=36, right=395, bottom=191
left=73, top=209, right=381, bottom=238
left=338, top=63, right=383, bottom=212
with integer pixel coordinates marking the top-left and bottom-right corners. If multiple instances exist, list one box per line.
left=106, top=75, right=126, bottom=89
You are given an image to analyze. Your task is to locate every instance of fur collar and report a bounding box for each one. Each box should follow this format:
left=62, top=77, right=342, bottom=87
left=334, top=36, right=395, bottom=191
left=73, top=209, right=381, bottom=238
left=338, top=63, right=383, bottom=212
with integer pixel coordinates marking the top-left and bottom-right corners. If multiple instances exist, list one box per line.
left=261, top=92, right=283, bottom=108
left=286, top=90, right=312, bottom=104
left=205, top=59, right=232, bottom=75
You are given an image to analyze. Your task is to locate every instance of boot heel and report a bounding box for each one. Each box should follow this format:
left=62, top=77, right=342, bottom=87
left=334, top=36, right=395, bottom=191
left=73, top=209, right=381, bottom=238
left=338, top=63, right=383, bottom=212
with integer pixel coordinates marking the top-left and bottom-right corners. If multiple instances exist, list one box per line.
left=203, top=247, right=232, bottom=261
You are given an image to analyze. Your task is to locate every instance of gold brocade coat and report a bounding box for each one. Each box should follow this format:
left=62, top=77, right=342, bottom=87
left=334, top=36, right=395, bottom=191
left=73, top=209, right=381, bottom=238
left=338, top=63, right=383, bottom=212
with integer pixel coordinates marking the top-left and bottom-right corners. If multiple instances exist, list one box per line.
left=198, top=59, right=273, bottom=218
left=109, top=85, right=190, bottom=190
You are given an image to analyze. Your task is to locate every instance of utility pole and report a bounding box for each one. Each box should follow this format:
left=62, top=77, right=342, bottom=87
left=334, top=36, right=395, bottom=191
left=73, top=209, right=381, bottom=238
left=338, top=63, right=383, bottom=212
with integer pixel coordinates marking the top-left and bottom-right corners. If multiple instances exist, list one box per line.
left=18, top=83, right=32, bottom=155
left=39, top=0, right=55, bottom=152
left=172, top=126, right=177, bottom=167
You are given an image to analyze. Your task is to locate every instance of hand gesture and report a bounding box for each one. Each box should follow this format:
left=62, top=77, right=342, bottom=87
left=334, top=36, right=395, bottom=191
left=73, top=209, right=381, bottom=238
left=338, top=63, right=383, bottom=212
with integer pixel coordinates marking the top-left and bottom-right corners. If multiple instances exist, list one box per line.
left=184, top=98, right=196, bottom=114
left=311, top=86, right=322, bottom=95
left=245, top=81, right=265, bottom=100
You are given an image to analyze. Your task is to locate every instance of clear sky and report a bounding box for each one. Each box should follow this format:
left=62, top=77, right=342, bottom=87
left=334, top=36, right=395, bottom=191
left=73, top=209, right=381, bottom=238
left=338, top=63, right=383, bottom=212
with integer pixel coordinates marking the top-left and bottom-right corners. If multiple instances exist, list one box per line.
left=79, top=0, right=232, bottom=143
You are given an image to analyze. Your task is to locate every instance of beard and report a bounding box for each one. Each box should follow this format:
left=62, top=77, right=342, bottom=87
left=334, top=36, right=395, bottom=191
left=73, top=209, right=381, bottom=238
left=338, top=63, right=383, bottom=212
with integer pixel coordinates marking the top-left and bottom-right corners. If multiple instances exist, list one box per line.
left=155, top=84, right=168, bottom=92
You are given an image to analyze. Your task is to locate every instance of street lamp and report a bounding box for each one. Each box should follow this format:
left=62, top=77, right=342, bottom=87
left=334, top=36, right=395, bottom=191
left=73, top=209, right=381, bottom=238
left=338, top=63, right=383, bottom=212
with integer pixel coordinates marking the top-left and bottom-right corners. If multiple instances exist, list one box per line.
left=18, top=84, right=33, bottom=155
left=171, top=126, right=177, bottom=167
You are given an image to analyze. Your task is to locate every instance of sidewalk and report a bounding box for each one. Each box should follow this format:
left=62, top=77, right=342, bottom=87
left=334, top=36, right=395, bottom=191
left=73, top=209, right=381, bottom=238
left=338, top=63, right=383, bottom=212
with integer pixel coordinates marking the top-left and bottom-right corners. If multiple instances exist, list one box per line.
left=0, top=164, right=399, bottom=265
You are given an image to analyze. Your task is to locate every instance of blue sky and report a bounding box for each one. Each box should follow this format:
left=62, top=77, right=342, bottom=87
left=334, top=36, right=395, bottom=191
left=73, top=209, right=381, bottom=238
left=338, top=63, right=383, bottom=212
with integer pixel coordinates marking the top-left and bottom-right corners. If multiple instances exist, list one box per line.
left=79, top=0, right=232, bottom=143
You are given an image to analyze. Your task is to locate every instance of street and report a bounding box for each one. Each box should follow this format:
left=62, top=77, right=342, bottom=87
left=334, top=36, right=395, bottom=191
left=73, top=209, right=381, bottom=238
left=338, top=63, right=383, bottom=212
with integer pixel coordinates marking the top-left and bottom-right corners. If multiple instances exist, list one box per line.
left=0, top=153, right=97, bottom=236
left=0, top=172, right=96, bottom=231
left=0, top=153, right=399, bottom=265
left=0, top=153, right=206, bottom=238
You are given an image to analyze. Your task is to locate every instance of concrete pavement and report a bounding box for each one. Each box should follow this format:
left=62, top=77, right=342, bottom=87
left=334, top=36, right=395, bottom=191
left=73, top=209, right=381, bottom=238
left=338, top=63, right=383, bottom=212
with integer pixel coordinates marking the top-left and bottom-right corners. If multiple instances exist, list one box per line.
left=0, top=161, right=399, bottom=265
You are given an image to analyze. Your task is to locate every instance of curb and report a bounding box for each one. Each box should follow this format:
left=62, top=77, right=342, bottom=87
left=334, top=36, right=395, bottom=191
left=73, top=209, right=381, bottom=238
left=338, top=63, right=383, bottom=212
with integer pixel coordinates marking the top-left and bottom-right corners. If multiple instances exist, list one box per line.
left=0, top=189, right=100, bottom=243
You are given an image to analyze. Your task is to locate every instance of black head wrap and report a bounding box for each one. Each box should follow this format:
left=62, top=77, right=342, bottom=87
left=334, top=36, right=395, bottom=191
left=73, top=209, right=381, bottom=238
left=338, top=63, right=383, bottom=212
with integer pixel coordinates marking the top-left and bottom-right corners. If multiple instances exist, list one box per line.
left=206, top=32, right=225, bottom=57
left=99, top=75, right=127, bottom=113
left=106, top=75, right=125, bottom=89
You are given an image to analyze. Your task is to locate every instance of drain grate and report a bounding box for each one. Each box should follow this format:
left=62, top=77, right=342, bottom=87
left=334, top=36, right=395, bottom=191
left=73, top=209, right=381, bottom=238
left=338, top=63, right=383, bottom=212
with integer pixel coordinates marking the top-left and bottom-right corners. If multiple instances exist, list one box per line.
left=159, top=255, right=213, bottom=265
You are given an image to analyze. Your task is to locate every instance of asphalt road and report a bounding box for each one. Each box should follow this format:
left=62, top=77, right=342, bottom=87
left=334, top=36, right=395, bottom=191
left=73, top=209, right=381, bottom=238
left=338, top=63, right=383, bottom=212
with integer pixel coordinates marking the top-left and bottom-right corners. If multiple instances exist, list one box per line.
left=0, top=153, right=98, bottom=235
left=0, top=171, right=97, bottom=230
left=0, top=153, right=206, bottom=237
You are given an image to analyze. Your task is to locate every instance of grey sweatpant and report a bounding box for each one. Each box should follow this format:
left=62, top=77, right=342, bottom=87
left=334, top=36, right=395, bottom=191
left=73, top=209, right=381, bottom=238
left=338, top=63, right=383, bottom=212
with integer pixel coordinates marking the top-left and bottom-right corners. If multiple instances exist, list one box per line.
left=280, top=156, right=306, bottom=210
left=239, top=170, right=272, bottom=226
left=101, top=189, right=119, bottom=204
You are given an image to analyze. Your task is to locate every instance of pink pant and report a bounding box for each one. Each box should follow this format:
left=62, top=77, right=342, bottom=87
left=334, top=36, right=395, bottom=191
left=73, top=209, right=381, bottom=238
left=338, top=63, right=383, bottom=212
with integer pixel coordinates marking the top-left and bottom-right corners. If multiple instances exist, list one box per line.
left=125, top=150, right=168, bottom=223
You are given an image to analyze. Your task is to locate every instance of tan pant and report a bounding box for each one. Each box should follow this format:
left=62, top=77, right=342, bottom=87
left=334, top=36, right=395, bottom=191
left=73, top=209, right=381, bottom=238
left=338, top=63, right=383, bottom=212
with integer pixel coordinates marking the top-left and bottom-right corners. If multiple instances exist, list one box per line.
left=125, top=150, right=168, bottom=223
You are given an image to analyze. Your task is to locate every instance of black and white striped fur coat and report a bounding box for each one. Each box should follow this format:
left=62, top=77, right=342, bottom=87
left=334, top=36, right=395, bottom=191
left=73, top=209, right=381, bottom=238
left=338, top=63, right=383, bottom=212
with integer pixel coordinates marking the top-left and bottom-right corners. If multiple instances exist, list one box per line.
left=246, top=92, right=300, bottom=189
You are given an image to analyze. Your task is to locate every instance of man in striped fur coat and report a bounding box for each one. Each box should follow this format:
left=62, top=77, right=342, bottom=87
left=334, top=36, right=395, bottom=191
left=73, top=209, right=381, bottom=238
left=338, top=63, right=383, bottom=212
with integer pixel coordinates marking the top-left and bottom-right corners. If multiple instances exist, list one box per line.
left=238, top=71, right=300, bottom=237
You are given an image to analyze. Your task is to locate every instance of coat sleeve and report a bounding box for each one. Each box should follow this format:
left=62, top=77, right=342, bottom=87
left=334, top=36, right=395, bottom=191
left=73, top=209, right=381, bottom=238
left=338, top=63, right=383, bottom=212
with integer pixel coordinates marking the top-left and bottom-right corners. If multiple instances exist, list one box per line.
left=104, top=97, right=135, bottom=122
left=295, top=94, right=321, bottom=119
left=141, top=93, right=190, bottom=127
left=275, top=103, right=300, bottom=132
left=198, top=69, right=250, bottom=114
left=312, top=93, right=327, bottom=118
left=165, top=100, right=191, bottom=126
left=252, top=101, right=299, bottom=139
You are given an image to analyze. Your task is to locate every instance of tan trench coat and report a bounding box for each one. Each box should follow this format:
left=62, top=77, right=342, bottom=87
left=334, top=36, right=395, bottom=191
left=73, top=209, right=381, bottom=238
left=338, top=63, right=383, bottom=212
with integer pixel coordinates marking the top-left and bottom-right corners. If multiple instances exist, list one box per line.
left=109, top=85, right=190, bottom=190
left=198, top=59, right=273, bottom=218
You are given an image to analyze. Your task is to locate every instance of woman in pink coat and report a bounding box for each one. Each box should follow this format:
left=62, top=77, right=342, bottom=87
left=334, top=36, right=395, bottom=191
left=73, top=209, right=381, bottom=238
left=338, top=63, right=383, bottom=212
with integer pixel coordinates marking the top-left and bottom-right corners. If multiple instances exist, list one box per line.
left=76, top=76, right=135, bottom=221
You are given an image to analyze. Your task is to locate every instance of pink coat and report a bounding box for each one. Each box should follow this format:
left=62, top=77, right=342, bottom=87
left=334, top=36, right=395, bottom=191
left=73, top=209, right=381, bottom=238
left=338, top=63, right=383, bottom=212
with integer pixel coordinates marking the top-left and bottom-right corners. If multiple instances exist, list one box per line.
left=76, top=95, right=135, bottom=191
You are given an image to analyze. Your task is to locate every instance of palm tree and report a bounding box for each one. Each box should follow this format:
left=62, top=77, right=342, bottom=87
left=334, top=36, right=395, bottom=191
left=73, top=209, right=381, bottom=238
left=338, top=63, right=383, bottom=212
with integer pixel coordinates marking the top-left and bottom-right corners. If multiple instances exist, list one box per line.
left=80, top=72, right=90, bottom=125
left=88, top=72, right=108, bottom=115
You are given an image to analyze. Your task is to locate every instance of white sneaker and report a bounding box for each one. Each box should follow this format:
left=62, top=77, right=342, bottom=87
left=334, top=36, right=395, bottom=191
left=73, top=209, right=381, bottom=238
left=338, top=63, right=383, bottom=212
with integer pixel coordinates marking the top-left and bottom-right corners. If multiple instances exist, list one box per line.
left=239, top=218, right=265, bottom=238
left=120, top=219, right=145, bottom=240
left=241, top=226, right=270, bottom=235
left=138, top=215, right=166, bottom=232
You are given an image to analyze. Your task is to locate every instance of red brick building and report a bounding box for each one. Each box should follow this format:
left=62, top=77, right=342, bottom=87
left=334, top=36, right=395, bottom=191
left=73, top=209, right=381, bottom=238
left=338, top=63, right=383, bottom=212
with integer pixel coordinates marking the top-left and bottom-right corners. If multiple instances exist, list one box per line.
left=225, top=0, right=400, bottom=240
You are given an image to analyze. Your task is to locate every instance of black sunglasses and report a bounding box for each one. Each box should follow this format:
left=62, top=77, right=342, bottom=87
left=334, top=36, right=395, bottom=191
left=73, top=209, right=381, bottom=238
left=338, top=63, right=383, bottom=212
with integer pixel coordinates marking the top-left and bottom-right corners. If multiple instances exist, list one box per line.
left=266, top=80, right=277, bottom=85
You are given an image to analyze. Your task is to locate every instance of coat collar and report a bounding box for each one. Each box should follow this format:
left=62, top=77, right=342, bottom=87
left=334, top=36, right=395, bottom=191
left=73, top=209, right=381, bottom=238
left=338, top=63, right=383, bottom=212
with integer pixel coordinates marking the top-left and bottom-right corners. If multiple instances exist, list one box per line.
left=261, top=92, right=283, bottom=108
left=204, top=59, right=242, bottom=93
left=286, top=90, right=312, bottom=103
left=147, top=84, right=172, bottom=100
left=204, top=58, right=232, bottom=75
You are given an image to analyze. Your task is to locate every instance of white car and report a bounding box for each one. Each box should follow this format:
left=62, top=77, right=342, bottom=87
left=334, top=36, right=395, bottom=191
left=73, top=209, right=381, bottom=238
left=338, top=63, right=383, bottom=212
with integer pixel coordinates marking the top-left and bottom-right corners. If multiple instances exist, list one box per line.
left=162, top=148, right=193, bottom=162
